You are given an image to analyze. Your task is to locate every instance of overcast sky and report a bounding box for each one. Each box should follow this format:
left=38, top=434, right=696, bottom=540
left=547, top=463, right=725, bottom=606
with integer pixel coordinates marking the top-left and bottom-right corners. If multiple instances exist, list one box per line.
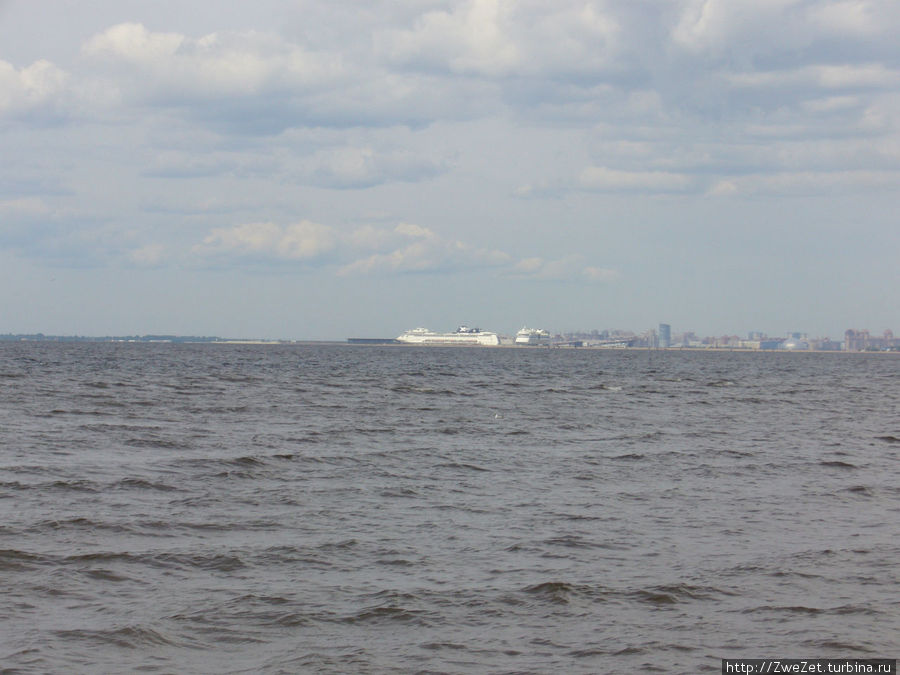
left=2, top=0, right=898, bottom=340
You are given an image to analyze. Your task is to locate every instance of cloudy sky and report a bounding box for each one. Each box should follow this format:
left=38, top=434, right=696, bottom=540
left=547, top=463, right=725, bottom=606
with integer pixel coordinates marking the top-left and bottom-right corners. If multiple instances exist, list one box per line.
left=2, top=0, right=898, bottom=340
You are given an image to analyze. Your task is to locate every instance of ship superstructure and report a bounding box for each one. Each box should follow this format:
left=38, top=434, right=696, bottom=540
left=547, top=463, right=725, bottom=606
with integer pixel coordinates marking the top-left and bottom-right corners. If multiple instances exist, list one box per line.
left=396, top=326, right=501, bottom=346
left=515, top=327, right=551, bottom=345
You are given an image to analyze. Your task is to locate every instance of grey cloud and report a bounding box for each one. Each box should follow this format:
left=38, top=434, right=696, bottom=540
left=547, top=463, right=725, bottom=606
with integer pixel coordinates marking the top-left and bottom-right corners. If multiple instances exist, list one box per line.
left=141, top=149, right=281, bottom=179
left=0, top=203, right=146, bottom=267
left=303, top=146, right=447, bottom=189
left=0, top=171, right=70, bottom=198
left=5, top=1, right=900, bottom=225
left=139, top=137, right=448, bottom=189
left=506, top=255, right=619, bottom=283
left=707, top=169, right=900, bottom=197
left=7, top=3, right=900, bottom=134
left=78, top=22, right=487, bottom=134
left=578, top=166, right=694, bottom=193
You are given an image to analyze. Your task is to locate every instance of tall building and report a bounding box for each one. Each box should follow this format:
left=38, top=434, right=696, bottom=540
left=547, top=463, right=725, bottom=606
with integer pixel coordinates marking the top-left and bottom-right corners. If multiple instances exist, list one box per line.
left=658, top=323, right=671, bottom=348
left=844, top=329, right=900, bottom=351
left=845, top=329, right=869, bottom=351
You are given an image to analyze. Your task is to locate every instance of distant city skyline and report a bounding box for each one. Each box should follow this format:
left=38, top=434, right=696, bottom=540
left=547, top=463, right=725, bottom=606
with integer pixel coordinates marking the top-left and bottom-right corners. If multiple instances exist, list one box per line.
left=2, top=1, right=898, bottom=340
left=4, top=325, right=897, bottom=352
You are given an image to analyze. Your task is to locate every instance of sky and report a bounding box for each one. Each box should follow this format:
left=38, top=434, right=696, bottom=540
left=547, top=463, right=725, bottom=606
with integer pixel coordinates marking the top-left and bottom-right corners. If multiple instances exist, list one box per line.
left=1, top=0, right=899, bottom=340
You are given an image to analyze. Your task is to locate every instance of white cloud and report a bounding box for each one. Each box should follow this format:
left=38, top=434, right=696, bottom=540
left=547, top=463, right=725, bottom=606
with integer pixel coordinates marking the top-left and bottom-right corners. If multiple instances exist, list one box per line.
left=9, top=2, right=893, bottom=144
left=77, top=21, right=491, bottom=132
left=81, top=22, right=343, bottom=134
left=278, top=221, right=338, bottom=259
left=190, top=218, right=616, bottom=282
left=583, top=266, right=619, bottom=282
left=338, top=222, right=510, bottom=275
left=344, top=224, right=399, bottom=251
left=579, top=166, right=693, bottom=193
left=0, top=59, right=68, bottom=119
left=193, top=220, right=507, bottom=273
left=513, top=182, right=558, bottom=199
left=511, top=257, right=544, bottom=275
left=83, top=23, right=336, bottom=98
left=83, top=23, right=185, bottom=66
left=393, top=222, right=435, bottom=239
left=706, top=180, right=739, bottom=197
left=378, top=0, right=621, bottom=79
left=379, top=0, right=521, bottom=77
left=195, top=221, right=337, bottom=261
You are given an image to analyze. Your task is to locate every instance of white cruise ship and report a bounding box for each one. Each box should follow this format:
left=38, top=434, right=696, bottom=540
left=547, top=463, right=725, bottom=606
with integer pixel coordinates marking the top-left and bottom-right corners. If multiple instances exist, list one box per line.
left=396, top=326, right=501, bottom=346
left=515, top=327, right=551, bottom=346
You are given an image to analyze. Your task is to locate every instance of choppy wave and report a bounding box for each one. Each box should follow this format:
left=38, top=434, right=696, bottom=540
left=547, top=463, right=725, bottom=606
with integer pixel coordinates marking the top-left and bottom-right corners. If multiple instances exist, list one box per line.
left=1, top=343, right=898, bottom=673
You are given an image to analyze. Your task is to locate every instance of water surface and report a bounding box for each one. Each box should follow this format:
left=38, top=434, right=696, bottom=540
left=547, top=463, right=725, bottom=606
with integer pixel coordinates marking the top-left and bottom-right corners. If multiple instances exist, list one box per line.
left=1, top=343, right=897, bottom=673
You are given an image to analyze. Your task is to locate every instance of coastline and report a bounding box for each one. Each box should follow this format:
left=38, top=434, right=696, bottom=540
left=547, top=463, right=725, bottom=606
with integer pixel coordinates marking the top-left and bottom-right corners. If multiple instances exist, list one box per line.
left=343, top=341, right=895, bottom=354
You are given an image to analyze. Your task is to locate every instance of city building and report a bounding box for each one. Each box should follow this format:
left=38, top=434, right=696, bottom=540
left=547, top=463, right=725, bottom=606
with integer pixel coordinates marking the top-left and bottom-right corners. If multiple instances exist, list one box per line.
left=844, top=329, right=900, bottom=351
left=658, top=323, right=671, bottom=348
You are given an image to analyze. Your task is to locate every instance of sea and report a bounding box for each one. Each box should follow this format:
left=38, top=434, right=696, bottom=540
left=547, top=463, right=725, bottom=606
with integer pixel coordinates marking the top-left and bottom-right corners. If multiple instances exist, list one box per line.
left=0, top=342, right=897, bottom=674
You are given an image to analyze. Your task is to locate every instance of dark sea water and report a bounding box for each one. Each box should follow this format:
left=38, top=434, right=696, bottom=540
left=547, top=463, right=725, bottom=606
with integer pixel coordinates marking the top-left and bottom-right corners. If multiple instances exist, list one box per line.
left=1, top=342, right=898, bottom=674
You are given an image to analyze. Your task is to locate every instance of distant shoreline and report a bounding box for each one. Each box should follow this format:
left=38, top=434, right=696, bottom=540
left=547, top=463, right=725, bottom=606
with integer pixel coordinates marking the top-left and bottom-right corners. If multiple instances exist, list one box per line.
left=343, top=342, right=896, bottom=354
left=3, top=334, right=898, bottom=353
left=0, top=334, right=288, bottom=344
